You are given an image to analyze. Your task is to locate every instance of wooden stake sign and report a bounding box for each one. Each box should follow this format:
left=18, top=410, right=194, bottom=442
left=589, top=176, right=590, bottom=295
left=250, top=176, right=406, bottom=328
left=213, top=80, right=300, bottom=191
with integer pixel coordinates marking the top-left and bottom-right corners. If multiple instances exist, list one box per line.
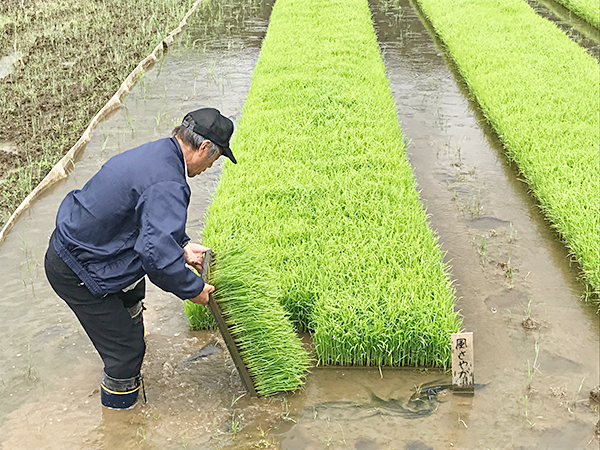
left=451, top=332, right=474, bottom=394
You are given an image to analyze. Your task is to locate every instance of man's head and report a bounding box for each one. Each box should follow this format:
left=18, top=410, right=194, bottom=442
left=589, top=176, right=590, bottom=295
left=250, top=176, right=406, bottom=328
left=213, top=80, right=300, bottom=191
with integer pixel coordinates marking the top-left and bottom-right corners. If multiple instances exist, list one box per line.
left=173, top=108, right=236, bottom=177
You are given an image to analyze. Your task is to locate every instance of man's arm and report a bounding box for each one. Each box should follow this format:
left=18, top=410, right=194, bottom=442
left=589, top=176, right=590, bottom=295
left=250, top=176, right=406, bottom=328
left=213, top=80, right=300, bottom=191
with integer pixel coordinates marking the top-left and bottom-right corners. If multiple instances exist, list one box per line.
left=134, top=182, right=205, bottom=299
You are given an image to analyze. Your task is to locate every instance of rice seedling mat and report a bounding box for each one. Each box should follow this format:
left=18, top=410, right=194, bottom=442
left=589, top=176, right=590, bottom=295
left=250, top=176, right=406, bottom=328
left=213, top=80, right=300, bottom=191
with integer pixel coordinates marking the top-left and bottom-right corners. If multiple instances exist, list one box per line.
left=552, top=0, right=600, bottom=28
left=416, top=0, right=600, bottom=296
left=187, top=0, right=462, bottom=369
left=201, top=251, right=258, bottom=397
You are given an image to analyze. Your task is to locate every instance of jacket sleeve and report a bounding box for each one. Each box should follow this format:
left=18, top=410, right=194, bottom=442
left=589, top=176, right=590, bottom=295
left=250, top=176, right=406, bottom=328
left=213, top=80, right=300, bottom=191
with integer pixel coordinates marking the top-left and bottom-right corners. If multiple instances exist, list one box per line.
left=134, top=181, right=205, bottom=299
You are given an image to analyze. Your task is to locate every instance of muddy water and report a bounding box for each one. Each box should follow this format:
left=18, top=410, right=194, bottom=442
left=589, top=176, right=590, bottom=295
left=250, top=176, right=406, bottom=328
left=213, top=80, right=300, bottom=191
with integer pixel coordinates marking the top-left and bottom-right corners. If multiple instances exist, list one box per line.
left=0, top=1, right=284, bottom=449
left=0, top=0, right=599, bottom=449
left=268, top=0, right=600, bottom=448
left=527, top=0, right=600, bottom=62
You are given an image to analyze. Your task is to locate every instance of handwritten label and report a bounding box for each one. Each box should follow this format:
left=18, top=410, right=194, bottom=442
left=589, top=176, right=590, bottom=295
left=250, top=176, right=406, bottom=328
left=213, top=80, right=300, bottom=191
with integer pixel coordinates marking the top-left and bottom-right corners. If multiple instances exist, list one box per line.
left=452, top=332, right=474, bottom=394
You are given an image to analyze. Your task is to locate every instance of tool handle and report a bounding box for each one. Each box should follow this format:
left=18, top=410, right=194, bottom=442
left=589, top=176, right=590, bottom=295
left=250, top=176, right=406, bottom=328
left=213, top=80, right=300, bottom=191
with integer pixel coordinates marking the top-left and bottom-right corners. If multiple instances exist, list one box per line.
left=201, top=249, right=213, bottom=281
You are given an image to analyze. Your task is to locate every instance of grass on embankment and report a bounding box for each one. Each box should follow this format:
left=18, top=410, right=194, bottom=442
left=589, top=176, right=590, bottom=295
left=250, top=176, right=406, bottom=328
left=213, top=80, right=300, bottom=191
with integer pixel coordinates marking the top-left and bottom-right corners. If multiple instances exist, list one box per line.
left=0, top=0, right=258, bottom=227
left=187, top=0, right=461, bottom=368
left=553, top=0, right=600, bottom=29
left=415, top=0, right=600, bottom=296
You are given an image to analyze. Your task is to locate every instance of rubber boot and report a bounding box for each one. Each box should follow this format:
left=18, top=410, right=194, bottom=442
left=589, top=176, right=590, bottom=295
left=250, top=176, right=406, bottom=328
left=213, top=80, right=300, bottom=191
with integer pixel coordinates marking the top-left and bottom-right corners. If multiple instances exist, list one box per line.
left=100, top=371, right=142, bottom=410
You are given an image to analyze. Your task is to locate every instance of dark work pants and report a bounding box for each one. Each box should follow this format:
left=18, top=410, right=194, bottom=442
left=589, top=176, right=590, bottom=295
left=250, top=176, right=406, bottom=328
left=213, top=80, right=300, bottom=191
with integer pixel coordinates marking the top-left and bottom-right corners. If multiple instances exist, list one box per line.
left=44, top=239, right=146, bottom=380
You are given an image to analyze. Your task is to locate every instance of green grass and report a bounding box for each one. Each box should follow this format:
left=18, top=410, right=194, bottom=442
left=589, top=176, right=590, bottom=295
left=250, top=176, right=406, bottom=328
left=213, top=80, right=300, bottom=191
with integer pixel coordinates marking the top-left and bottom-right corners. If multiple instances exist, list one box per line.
left=184, top=294, right=216, bottom=330
left=187, top=0, right=461, bottom=368
left=553, top=0, right=600, bottom=28
left=415, top=0, right=600, bottom=297
left=0, top=0, right=195, bottom=226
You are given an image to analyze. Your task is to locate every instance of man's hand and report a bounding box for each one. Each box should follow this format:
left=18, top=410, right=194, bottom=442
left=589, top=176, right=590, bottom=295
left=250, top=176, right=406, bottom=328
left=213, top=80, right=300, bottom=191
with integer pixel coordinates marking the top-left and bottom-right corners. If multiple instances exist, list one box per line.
left=189, top=283, right=215, bottom=306
left=183, top=243, right=211, bottom=272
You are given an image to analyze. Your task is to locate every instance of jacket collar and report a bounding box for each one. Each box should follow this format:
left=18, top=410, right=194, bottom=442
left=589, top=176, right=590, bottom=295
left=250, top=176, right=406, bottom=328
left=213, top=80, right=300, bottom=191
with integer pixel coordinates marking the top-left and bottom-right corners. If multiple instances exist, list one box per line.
left=170, top=137, right=189, bottom=183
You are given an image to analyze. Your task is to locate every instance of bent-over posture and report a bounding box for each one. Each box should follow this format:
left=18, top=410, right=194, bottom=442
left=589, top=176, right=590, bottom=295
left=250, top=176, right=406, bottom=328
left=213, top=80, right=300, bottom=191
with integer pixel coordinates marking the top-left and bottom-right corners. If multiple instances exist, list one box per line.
left=44, top=108, right=236, bottom=409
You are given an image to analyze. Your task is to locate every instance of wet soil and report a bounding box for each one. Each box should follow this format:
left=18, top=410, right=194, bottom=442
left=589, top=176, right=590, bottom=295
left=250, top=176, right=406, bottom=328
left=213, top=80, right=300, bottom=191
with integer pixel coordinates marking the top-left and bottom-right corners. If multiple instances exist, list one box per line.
left=527, top=0, right=600, bottom=62
left=0, top=0, right=599, bottom=449
left=265, top=0, right=599, bottom=447
left=0, top=2, right=292, bottom=448
left=0, top=0, right=232, bottom=226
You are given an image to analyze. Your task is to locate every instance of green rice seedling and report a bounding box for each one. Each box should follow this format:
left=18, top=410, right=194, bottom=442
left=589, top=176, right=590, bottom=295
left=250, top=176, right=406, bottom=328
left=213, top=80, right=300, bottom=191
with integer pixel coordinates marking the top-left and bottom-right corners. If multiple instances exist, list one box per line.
left=188, top=0, right=461, bottom=368
left=552, top=0, right=600, bottom=28
left=183, top=297, right=215, bottom=330
left=479, top=237, right=487, bottom=258
left=187, top=246, right=309, bottom=395
left=537, top=0, right=600, bottom=43
left=184, top=265, right=215, bottom=330
left=526, top=341, right=540, bottom=390
left=524, top=394, right=533, bottom=426
left=416, top=0, right=600, bottom=298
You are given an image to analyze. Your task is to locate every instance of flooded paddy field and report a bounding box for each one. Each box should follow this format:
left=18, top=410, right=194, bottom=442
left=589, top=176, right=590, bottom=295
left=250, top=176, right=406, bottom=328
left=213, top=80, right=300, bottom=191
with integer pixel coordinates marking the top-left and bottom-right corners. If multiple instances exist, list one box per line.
left=1, top=0, right=598, bottom=449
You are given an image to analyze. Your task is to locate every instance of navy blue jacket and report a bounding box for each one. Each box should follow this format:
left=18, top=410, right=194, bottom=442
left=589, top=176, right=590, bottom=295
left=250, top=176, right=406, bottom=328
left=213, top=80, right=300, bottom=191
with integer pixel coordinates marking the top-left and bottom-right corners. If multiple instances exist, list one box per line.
left=52, top=137, right=205, bottom=299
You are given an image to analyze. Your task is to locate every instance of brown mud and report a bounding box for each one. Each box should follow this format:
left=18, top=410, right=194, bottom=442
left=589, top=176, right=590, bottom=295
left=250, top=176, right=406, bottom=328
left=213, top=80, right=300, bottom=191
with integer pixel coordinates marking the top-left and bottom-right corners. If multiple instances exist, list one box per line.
left=0, top=0, right=188, bottom=224
left=0, top=0, right=261, bottom=226
left=0, top=0, right=598, bottom=449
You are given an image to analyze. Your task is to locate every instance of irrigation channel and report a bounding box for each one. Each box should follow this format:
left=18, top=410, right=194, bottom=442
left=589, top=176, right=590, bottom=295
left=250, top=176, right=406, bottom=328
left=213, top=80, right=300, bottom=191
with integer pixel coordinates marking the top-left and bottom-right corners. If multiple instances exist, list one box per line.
left=526, top=0, right=600, bottom=62
left=0, top=0, right=598, bottom=449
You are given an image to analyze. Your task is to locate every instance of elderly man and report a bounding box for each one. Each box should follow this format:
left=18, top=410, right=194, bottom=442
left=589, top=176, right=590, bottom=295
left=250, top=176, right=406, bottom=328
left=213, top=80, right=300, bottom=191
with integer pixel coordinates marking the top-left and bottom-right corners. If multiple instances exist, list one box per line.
left=44, top=108, right=235, bottom=409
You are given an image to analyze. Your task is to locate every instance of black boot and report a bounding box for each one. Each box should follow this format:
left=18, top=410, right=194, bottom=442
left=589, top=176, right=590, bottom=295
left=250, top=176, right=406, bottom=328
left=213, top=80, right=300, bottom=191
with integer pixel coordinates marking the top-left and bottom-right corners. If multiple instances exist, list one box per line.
left=100, top=371, right=142, bottom=410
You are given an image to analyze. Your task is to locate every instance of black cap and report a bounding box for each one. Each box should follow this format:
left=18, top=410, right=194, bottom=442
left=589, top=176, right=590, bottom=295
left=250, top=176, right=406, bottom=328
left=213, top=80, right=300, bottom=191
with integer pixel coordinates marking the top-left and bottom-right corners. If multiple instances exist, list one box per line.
left=182, top=108, right=236, bottom=164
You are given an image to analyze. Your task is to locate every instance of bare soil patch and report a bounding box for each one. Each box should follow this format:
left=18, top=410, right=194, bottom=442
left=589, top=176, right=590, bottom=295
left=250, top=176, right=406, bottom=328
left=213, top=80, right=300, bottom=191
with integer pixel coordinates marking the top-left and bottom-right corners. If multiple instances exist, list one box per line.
left=0, top=0, right=193, bottom=226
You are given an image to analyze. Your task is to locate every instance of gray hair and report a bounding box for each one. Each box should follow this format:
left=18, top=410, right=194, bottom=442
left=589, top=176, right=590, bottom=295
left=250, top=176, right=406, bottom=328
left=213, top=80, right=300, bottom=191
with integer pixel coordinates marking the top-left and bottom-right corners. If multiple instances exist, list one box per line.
left=173, top=125, right=221, bottom=158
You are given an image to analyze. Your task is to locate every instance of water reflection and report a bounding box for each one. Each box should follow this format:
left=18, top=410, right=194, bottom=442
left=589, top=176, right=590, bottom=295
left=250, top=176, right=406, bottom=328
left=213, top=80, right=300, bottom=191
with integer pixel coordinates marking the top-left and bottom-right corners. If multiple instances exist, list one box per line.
left=268, top=0, right=599, bottom=448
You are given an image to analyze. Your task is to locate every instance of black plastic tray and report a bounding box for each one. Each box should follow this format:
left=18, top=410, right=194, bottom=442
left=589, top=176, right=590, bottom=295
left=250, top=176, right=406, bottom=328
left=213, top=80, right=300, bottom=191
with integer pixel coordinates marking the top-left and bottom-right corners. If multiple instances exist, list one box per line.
left=201, top=250, right=258, bottom=397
